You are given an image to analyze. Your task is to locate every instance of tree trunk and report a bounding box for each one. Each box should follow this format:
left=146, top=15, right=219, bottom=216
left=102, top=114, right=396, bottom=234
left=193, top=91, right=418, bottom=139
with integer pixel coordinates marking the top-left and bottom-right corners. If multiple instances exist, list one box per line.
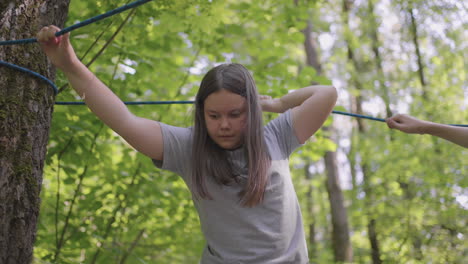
left=324, top=151, right=353, bottom=261
left=302, top=16, right=353, bottom=262
left=304, top=162, right=317, bottom=260
left=407, top=6, right=427, bottom=97
left=341, top=1, right=382, bottom=263
left=367, top=0, right=392, bottom=118
left=405, top=7, right=428, bottom=259
left=0, top=1, right=70, bottom=262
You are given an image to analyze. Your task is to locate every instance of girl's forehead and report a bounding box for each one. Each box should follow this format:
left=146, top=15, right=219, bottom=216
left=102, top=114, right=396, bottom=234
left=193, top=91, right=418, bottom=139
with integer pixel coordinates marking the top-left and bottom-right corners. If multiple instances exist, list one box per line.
left=204, top=90, right=246, bottom=112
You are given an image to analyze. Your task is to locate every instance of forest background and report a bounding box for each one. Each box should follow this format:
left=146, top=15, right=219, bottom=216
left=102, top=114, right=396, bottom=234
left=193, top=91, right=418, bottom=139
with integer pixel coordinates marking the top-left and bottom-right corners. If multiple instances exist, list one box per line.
left=1, top=0, right=466, bottom=263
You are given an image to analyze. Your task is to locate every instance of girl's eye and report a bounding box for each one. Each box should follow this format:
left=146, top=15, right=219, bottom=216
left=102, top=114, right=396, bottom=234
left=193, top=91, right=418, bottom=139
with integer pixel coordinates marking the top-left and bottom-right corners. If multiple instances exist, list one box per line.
left=230, top=112, right=241, bottom=118
left=209, top=115, right=219, bottom=119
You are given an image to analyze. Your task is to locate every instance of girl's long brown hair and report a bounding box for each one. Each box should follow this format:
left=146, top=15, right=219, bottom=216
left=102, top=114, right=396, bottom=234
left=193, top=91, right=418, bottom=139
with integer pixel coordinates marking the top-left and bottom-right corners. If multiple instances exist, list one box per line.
left=191, top=63, right=271, bottom=207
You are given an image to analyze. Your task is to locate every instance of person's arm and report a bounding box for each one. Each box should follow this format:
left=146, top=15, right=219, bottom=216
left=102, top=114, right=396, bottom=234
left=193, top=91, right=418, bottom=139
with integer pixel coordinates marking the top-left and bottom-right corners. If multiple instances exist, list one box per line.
left=386, top=114, right=468, bottom=148
left=260, top=85, right=337, bottom=143
left=38, top=26, right=164, bottom=160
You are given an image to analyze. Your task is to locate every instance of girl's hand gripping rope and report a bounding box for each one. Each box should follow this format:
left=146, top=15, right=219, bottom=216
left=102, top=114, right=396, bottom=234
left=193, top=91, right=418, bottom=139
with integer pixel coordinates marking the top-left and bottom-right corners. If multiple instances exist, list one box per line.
left=36, top=25, right=78, bottom=72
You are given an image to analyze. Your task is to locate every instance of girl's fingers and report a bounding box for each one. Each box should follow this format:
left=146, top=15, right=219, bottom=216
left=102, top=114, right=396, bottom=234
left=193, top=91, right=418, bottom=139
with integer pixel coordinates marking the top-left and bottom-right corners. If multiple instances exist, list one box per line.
left=386, top=119, right=396, bottom=129
left=37, top=26, right=62, bottom=45
left=53, top=35, right=62, bottom=45
left=46, top=28, right=58, bottom=43
left=37, top=27, right=53, bottom=42
left=36, top=27, right=48, bottom=42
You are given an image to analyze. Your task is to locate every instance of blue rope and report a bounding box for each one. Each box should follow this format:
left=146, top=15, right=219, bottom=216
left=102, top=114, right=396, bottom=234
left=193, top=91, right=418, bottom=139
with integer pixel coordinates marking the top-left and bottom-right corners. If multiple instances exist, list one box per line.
left=0, top=0, right=153, bottom=46
left=56, top=101, right=194, bottom=105
left=0, top=60, right=58, bottom=94
left=54, top=101, right=468, bottom=127
left=331, top=110, right=385, bottom=122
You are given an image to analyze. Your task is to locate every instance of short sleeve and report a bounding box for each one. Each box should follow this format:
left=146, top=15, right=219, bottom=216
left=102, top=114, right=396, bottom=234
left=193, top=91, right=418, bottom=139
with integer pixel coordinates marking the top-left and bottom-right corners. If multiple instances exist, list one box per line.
left=264, top=110, right=303, bottom=160
left=152, top=123, right=193, bottom=178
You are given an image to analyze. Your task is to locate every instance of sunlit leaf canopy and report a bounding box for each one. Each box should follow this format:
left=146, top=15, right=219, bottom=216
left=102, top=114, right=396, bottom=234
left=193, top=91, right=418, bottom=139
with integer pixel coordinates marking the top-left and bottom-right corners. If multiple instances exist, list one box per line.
left=34, top=0, right=466, bottom=263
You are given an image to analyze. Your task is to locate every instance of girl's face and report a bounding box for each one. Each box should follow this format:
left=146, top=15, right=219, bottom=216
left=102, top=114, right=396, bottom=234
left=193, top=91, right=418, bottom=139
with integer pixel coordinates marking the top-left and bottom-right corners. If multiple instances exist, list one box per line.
left=203, top=89, right=248, bottom=150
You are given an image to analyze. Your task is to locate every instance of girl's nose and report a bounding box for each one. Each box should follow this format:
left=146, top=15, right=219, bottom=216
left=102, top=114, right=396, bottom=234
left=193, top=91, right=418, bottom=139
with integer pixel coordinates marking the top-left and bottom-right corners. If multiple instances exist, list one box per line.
left=220, top=117, right=230, bottom=129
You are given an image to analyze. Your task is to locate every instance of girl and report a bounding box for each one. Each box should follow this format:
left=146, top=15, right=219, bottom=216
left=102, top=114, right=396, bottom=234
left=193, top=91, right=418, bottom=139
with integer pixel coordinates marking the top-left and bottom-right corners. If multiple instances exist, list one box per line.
left=38, top=25, right=337, bottom=264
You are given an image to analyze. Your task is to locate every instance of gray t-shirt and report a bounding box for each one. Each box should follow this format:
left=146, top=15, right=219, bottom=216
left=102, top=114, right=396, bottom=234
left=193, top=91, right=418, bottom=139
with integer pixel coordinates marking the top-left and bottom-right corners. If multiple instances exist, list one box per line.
left=154, top=111, right=308, bottom=264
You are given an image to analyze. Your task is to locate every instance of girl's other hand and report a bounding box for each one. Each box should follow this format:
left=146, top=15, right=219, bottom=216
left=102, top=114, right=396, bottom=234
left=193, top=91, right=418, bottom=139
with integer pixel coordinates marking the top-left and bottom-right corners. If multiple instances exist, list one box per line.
left=259, top=95, right=283, bottom=113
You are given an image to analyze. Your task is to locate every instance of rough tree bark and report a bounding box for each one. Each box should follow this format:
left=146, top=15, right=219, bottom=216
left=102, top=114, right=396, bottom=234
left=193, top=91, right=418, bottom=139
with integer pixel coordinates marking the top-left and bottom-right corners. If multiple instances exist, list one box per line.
left=0, top=1, right=70, bottom=263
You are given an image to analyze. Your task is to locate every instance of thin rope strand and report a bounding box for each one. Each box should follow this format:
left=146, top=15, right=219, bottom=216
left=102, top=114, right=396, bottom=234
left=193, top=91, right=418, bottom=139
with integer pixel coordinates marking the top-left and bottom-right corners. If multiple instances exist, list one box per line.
left=0, top=60, right=58, bottom=94
left=55, top=101, right=195, bottom=105
left=53, top=101, right=468, bottom=127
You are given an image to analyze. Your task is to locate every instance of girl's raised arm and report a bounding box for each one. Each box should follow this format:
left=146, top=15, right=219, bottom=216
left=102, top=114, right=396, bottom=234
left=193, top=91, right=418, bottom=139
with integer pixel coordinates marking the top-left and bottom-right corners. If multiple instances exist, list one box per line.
left=261, top=85, right=337, bottom=143
left=386, top=114, right=468, bottom=148
left=38, top=26, right=164, bottom=160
